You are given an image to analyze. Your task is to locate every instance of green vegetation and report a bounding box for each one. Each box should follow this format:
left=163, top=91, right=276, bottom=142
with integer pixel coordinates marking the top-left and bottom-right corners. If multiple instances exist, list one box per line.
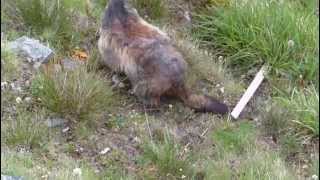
left=276, top=85, right=319, bottom=138
left=1, top=44, right=20, bottom=81
left=132, top=0, right=168, bottom=21
left=1, top=0, right=318, bottom=179
left=31, top=66, right=115, bottom=121
left=192, top=0, right=317, bottom=83
left=1, top=108, right=49, bottom=149
left=140, top=131, right=194, bottom=179
left=212, top=121, right=256, bottom=154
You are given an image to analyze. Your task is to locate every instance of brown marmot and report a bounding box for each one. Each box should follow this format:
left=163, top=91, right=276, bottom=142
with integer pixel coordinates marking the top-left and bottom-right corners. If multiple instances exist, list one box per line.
left=98, top=0, right=228, bottom=114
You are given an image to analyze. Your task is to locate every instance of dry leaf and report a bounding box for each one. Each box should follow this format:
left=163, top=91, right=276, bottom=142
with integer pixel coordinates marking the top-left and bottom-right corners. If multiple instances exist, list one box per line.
left=72, top=50, right=88, bottom=61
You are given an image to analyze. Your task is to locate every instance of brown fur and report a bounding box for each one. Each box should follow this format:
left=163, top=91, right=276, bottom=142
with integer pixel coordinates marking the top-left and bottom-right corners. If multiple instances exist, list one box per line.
left=98, top=0, right=228, bottom=114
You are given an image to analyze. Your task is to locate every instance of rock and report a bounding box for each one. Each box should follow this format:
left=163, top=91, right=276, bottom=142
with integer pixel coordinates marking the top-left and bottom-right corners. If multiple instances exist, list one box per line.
left=62, top=127, right=70, bottom=133
left=99, top=147, right=111, bottom=155
left=15, top=97, right=22, bottom=104
left=61, top=58, right=82, bottom=71
left=1, top=175, right=24, bottom=180
left=24, top=97, right=32, bottom=103
left=8, top=36, right=54, bottom=65
left=45, top=117, right=67, bottom=128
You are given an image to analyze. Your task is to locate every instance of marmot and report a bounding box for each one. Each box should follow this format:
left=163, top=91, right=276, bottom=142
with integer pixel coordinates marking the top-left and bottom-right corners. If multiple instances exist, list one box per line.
left=98, top=0, right=228, bottom=114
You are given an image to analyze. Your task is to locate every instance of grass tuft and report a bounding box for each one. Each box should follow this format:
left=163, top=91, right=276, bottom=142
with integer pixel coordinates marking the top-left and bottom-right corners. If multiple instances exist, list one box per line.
left=192, top=0, right=318, bottom=83
left=1, top=108, right=49, bottom=149
left=276, top=85, right=319, bottom=138
left=131, top=0, right=168, bottom=21
left=212, top=121, right=256, bottom=154
left=31, top=65, right=116, bottom=121
left=141, top=131, right=194, bottom=179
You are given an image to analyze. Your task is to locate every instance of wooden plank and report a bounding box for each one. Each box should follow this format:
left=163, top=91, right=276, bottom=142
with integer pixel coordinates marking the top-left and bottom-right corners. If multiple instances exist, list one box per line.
left=231, top=66, right=266, bottom=119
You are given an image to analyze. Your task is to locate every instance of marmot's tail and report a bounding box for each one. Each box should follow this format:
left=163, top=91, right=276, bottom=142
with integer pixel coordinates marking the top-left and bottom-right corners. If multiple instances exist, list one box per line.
left=174, top=85, right=228, bottom=114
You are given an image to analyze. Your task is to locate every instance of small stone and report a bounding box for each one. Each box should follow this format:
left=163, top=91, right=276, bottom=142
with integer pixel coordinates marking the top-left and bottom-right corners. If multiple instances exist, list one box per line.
left=16, top=97, right=22, bottom=104
left=216, top=84, right=221, bottom=87
left=218, top=56, right=224, bottom=62
left=1, top=175, right=24, bottom=180
left=219, top=87, right=225, bottom=93
left=62, top=127, right=70, bottom=133
left=24, top=97, right=32, bottom=103
left=181, top=175, right=186, bottom=179
left=302, top=164, right=308, bottom=169
left=45, top=117, right=67, bottom=128
left=168, top=104, right=173, bottom=109
left=179, top=168, right=183, bottom=172
left=118, top=82, right=125, bottom=88
left=99, top=147, right=111, bottom=155
left=72, top=168, right=82, bottom=176
left=133, top=136, right=141, bottom=143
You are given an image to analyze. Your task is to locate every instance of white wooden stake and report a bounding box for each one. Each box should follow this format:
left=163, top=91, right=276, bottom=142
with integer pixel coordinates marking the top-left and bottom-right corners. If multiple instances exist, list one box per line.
left=231, top=66, right=266, bottom=119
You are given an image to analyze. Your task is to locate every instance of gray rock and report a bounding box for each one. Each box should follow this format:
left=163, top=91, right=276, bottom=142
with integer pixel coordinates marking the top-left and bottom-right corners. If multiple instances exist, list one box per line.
left=8, top=36, right=54, bottom=64
left=61, top=58, right=82, bottom=71
left=1, top=175, right=24, bottom=180
left=45, top=117, right=67, bottom=128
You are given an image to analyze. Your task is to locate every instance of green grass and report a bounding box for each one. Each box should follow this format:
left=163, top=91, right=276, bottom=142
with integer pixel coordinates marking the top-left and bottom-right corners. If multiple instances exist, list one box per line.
left=1, top=108, right=49, bottom=149
left=203, top=150, right=296, bottom=180
left=275, top=85, right=319, bottom=138
left=140, top=131, right=194, bottom=179
left=31, top=65, right=116, bottom=121
left=132, top=0, right=168, bottom=21
left=1, top=150, right=101, bottom=180
left=212, top=121, right=256, bottom=155
left=192, top=0, right=317, bottom=83
left=9, top=0, right=76, bottom=51
left=1, top=43, right=20, bottom=81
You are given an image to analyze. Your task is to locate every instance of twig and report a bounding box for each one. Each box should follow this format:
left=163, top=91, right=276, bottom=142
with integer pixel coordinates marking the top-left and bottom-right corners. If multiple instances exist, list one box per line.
left=144, top=105, right=153, bottom=143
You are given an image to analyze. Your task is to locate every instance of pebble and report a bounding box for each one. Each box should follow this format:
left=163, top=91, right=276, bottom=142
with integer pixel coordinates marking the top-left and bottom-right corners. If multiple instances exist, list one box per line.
left=99, top=147, right=111, bottom=155
left=62, top=127, right=70, bottom=133
left=15, top=97, right=22, bottom=104
left=45, top=117, right=67, bottom=128
left=24, top=97, right=32, bottom=103
left=220, top=87, right=225, bottom=93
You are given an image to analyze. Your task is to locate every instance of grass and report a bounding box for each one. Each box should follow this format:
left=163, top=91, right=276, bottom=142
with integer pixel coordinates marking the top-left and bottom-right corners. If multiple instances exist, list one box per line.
left=275, top=85, right=319, bottom=139
left=132, top=0, right=168, bottom=21
left=10, top=0, right=75, bottom=51
left=1, top=107, right=49, bottom=149
left=212, top=121, right=256, bottom=154
left=1, top=43, right=20, bottom=81
left=192, top=0, right=318, bottom=83
left=203, top=151, right=296, bottom=180
left=200, top=120, right=298, bottom=180
left=1, top=150, right=101, bottom=180
left=170, top=30, right=244, bottom=103
left=31, top=65, right=116, bottom=121
left=140, top=131, right=194, bottom=179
